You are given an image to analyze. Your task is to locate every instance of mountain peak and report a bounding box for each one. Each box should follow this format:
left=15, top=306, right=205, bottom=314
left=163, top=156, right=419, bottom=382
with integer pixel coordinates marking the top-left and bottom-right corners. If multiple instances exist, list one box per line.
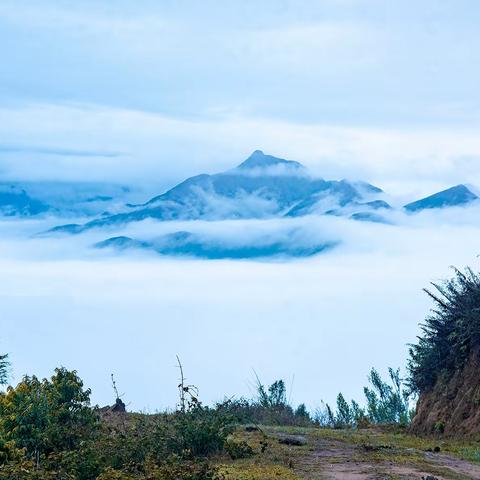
left=404, top=184, right=478, bottom=212
left=236, top=150, right=304, bottom=171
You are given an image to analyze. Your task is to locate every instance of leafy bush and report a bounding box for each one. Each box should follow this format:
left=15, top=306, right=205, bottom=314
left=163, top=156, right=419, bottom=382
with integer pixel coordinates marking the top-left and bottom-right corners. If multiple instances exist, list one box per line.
left=157, top=403, right=236, bottom=458
left=224, top=438, right=254, bottom=460
left=0, top=367, right=97, bottom=467
left=408, top=266, right=480, bottom=393
left=0, top=362, right=236, bottom=479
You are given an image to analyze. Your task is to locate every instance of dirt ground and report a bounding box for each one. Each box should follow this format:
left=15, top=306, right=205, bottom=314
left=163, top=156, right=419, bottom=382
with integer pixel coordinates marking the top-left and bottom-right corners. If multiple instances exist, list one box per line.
left=222, top=426, right=480, bottom=480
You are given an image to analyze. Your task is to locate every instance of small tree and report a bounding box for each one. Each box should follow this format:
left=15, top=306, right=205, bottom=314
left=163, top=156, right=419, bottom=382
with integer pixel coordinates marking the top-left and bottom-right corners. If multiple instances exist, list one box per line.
left=268, top=380, right=287, bottom=407
left=364, top=368, right=411, bottom=426
left=335, top=393, right=353, bottom=428
left=324, top=367, right=413, bottom=429
left=254, top=375, right=287, bottom=408
left=0, top=354, right=9, bottom=386
left=350, top=400, right=367, bottom=426
left=294, top=403, right=309, bottom=419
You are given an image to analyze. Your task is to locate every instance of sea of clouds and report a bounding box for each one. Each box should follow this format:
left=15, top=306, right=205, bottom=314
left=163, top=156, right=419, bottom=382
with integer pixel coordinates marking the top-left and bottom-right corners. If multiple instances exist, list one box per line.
left=2, top=206, right=480, bottom=412
left=2, top=0, right=480, bottom=414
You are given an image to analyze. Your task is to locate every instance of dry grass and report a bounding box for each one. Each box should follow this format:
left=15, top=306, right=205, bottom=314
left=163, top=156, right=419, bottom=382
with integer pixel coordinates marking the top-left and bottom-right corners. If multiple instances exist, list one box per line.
left=214, top=425, right=480, bottom=479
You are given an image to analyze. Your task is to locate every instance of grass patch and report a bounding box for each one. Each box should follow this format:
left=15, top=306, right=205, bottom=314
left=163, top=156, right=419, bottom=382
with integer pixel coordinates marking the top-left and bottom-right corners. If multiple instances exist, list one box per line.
left=218, top=463, right=299, bottom=480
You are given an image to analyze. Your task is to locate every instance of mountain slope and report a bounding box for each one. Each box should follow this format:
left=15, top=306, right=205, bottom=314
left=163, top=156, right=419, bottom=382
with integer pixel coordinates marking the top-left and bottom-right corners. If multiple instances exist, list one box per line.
left=51, top=151, right=383, bottom=233
left=0, top=181, right=138, bottom=218
left=0, top=185, right=50, bottom=216
left=404, top=184, right=478, bottom=212
left=94, top=230, right=335, bottom=259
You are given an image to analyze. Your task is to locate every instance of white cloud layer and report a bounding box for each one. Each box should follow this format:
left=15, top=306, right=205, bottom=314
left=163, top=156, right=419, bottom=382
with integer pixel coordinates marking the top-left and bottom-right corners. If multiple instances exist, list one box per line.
left=2, top=208, right=480, bottom=410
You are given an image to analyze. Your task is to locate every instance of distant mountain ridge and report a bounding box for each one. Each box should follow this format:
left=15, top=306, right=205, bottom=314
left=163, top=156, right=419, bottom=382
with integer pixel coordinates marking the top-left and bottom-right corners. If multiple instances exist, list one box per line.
left=0, top=185, right=49, bottom=216
left=1, top=152, right=478, bottom=228
left=0, top=181, right=134, bottom=217
left=404, top=184, right=478, bottom=212
left=236, top=149, right=304, bottom=171
left=51, top=150, right=387, bottom=233
left=94, top=230, right=335, bottom=260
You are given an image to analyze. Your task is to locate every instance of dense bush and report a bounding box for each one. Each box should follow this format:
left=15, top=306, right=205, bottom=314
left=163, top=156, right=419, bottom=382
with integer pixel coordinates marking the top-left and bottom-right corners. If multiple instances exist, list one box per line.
left=408, top=267, right=480, bottom=393
left=224, top=398, right=310, bottom=427
left=222, top=377, right=312, bottom=427
left=0, top=367, right=98, bottom=468
left=157, top=403, right=236, bottom=458
left=0, top=366, right=234, bottom=479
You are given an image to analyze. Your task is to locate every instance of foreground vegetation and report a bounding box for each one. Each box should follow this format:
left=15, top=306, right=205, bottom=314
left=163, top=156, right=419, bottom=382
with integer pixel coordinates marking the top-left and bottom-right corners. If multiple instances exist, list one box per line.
left=0, top=357, right=475, bottom=480
left=0, top=357, right=415, bottom=479
left=2, top=263, right=480, bottom=478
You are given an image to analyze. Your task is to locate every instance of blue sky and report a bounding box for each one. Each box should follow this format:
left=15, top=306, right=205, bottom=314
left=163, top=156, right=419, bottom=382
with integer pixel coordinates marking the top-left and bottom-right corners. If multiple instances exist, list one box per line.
left=0, top=0, right=480, bottom=194
left=2, top=0, right=479, bottom=124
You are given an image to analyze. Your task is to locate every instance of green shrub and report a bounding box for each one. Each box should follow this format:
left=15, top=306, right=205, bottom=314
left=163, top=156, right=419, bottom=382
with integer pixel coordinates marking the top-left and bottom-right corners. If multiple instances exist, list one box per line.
left=96, top=467, right=137, bottom=480
left=294, top=404, right=310, bottom=421
left=434, top=421, right=445, bottom=434
left=156, top=402, right=235, bottom=459
left=224, top=438, right=254, bottom=460
left=0, top=367, right=98, bottom=467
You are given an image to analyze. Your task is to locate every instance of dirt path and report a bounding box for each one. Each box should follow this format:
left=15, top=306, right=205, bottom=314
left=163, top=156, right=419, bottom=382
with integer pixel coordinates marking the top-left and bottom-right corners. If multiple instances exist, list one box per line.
left=266, top=429, right=480, bottom=480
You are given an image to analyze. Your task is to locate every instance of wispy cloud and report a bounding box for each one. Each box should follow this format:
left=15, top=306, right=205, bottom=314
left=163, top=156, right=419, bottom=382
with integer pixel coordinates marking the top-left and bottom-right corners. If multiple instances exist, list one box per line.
left=1, top=1, right=480, bottom=124
left=1, top=103, right=480, bottom=200
left=0, top=144, right=122, bottom=158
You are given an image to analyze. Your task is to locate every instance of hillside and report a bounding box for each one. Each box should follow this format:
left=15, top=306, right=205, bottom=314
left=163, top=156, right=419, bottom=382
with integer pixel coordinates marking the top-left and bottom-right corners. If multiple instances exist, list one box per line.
left=404, top=185, right=478, bottom=212
left=408, top=267, right=480, bottom=437
left=411, top=350, right=480, bottom=437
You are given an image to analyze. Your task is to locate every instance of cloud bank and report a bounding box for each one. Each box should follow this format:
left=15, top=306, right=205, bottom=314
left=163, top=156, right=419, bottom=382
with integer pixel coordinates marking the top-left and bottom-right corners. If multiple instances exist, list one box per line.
left=2, top=207, right=480, bottom=411
left=2, top=103, right=480, bottom=202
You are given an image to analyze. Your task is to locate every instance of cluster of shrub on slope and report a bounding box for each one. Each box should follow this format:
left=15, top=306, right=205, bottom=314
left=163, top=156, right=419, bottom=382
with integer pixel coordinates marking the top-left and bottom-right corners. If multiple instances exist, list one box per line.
left=0, top=363, right=236, bottom=479
left=0, top=352, right=417, bottom=479
left=407, top=266, right=480, bottom=436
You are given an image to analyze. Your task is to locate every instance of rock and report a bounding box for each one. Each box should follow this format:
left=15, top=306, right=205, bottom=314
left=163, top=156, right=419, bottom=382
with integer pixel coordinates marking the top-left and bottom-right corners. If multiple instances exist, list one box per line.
left=362, top=444, right=393, bottom=452
left=278, top=435, right=307, bottom=446
left=110, top=398, right=126, bottom=413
